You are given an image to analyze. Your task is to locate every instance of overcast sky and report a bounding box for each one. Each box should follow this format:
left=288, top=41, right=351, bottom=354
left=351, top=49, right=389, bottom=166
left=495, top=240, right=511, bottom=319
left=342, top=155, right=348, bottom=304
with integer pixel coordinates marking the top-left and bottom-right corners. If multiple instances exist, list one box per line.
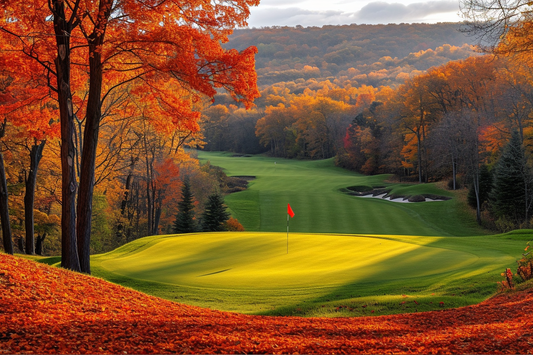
left=246, top=0, right=463, bottom=28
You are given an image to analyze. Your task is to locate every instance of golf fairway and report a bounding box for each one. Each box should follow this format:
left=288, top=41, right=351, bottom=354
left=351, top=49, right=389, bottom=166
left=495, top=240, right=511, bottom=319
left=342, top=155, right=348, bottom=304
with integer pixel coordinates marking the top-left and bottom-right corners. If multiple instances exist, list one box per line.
left=196, top=152, right=484, bottom=237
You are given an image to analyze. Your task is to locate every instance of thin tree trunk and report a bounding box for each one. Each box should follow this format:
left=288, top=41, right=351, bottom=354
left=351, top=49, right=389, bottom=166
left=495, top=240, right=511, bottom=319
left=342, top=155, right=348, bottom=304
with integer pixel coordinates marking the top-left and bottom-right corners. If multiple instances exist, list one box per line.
left=473, top=172, right=482, bottom=225
left=154, top=206, right=161, bottom=235
left=0, top=152, right=13, bottom=255
left=24, top=140, right=46, bottom=255
left=416, top=130, right=422, bottom=184
left=53, top=0, right=80, bottom=271
left=452, top=155, right=457, bottom=190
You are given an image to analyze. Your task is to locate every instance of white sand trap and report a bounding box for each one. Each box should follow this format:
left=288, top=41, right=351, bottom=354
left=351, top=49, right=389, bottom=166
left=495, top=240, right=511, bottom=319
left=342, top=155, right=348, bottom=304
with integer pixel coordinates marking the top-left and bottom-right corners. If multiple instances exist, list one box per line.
left=356, top=195, right=445, bottom=203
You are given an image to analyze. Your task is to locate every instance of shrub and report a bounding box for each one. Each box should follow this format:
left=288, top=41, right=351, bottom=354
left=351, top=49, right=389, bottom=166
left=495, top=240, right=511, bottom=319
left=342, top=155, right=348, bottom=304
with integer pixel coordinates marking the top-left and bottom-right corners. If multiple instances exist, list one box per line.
left=225, top=217, right=245, bottom=231
left=498, top=242, right=533, bottom=291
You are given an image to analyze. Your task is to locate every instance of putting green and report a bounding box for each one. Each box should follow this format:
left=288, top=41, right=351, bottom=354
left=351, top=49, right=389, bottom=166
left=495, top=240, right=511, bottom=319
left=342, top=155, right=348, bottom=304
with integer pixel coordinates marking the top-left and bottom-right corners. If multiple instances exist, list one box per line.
left=91, top=231, right=526, bottom=316
left=100, top=233, right=477, bottom=289
left=101, top=233, right=477, bottom=289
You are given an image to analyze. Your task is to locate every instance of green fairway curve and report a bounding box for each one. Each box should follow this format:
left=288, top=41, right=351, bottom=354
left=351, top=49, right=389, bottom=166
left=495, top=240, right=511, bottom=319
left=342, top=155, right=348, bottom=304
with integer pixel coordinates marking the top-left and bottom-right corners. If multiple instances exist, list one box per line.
left=91, top=231, right=527, bottom=317
left=197, top=151, right=485, bottom=237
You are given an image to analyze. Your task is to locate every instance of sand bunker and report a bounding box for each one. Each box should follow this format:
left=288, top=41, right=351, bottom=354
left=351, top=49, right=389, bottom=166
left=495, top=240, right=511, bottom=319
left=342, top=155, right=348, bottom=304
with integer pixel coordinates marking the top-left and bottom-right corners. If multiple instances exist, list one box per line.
left=357, top=193, right=447, bottom=203
left=346, top=186, right=451, bottom=203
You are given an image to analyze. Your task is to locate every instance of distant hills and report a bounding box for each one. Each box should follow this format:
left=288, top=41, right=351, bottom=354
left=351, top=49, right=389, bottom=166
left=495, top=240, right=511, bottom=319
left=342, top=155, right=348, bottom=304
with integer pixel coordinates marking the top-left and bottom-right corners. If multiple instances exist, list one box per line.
left=225, top=23, right=479, bottom=88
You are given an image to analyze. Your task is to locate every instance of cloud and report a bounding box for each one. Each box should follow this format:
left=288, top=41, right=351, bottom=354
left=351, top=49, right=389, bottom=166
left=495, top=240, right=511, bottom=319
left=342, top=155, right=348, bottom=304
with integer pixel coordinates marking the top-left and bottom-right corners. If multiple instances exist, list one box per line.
left=354, top=1, right=459, bottom=23
left=247, top=7, right=346, bottom=28
left=257, top=0, right=308, bottom=7
left=246, top=1, right=461, bottom=28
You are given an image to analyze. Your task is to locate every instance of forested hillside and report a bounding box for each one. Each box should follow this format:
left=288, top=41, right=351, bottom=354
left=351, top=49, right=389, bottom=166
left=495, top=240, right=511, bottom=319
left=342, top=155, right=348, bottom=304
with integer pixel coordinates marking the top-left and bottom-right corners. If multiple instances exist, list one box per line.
left=225, top=23, right=477, bottom=87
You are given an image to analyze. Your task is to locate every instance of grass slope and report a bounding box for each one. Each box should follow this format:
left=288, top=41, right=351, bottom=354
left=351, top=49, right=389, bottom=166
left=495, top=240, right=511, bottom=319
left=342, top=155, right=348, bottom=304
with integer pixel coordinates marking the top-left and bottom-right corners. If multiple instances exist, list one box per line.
left=3, top=253, right=532, bottom=354
left=91, top=231, right=528, bottom=317
left=198, top=151, right=486, bottom=236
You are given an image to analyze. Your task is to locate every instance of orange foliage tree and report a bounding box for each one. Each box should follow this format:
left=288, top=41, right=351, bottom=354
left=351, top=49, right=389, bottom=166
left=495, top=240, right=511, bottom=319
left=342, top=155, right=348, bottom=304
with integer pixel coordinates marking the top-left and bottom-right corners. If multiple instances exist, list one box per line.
left=0, top=56, right=59, bottom=255
left=0, top=0, right=260, bottom=273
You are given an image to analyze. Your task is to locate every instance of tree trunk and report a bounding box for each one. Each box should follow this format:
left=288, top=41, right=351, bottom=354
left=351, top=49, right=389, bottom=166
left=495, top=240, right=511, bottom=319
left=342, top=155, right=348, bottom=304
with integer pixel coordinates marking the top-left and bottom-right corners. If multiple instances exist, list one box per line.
left=24, top=140, right=46, bottom=255
left=76, top=0, right=112, bottom=273
left=154, top=205, right=162, bottom=235
left=416, top=130, right=422, bottom=184
left=0, top=152, right=13, bottom=255
left=53, top=0, right=80, bottom=271
left=452, top=155, right=457, bottom=190
left=473, top=172, right=482, bottom=225
left=76, top=43, right=103, bottom=274
left=35, top=233, right=46, bottom=256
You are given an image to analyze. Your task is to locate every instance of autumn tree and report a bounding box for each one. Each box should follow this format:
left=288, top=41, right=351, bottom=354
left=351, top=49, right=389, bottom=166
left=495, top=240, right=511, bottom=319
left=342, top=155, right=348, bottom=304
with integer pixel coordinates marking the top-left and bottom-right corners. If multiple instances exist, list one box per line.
left=255, top=104, right=297, bottom=157
left=394, top=74, right=441, bottom=182
left=1, top=0, right=260, bottom=273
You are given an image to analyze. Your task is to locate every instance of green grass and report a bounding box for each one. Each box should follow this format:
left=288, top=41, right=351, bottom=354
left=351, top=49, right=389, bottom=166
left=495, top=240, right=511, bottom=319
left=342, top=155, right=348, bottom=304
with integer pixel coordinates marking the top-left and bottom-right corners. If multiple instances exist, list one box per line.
left=91, top=231, right=530, bottom=317
left=31, top=152, right=530, bottom=318
left=198, top=151, right=486, bottom=237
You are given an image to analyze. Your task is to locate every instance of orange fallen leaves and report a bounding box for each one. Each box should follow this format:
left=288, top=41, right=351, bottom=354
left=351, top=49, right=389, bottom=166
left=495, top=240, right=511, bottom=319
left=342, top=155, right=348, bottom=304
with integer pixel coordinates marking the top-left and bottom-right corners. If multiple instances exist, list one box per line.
left=1, top=253, right=533, bottom=354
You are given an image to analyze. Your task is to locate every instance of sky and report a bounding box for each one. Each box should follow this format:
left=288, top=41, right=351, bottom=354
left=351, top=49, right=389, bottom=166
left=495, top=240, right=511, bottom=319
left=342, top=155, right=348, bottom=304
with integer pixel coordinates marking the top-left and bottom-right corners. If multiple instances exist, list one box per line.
left=246, top=0, right=464, bottom=28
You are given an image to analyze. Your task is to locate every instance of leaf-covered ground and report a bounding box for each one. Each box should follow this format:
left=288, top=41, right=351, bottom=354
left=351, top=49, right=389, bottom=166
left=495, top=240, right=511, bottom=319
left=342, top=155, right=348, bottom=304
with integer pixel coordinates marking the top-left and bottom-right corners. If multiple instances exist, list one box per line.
left=1, top=253, right=532, bottom=354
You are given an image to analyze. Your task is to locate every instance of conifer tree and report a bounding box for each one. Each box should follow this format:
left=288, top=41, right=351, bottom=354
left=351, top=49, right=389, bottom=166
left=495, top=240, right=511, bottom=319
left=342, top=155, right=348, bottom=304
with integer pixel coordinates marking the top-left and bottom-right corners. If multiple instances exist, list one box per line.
left=490, top=131, right=532, bottom=226
left=173, top=178, right=196, bottom=233
left=201, top=193, right=230, bottom=232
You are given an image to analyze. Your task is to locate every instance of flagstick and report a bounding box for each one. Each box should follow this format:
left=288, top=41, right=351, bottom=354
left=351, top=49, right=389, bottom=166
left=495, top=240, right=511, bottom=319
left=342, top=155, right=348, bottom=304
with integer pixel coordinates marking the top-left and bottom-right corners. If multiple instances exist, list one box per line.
left=287, top=213, right=289, bottom=254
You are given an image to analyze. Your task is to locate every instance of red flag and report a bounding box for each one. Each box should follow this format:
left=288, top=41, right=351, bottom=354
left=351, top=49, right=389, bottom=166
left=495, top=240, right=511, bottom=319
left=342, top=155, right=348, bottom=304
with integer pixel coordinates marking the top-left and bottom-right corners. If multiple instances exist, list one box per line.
left=287, top=203, right=295, bottom=218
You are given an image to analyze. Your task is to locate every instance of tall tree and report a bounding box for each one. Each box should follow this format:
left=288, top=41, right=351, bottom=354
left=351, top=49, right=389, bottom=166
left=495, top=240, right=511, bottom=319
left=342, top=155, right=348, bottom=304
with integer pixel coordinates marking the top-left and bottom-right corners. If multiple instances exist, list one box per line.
left=174, top=178, right=196, bottom=233
left=1, top=0, right=260, bottom=272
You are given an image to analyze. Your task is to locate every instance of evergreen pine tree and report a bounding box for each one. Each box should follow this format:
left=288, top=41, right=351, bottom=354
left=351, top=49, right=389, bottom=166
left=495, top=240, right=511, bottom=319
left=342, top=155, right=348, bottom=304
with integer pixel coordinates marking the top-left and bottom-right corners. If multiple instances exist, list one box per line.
left=490, top=131, right=532, bottom=225
left=201, top=193, right=230, bottom=232
left=173, top=178, right=196, bottom=233
left=468, top=164, right=492, bottom=209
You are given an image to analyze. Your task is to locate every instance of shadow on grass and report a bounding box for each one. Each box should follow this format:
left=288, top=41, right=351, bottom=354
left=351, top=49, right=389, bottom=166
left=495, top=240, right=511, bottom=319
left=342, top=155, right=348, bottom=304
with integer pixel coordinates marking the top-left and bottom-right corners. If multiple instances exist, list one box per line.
left=253, top=236, right=520, bottom=317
